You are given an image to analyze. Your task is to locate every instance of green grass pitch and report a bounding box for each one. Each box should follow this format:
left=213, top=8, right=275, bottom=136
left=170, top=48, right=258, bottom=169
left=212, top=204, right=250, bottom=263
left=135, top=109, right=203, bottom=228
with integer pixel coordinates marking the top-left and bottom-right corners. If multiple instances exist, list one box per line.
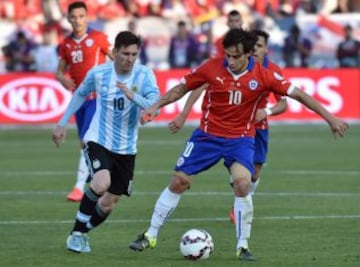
left=0, top=124, right=359, bottom=267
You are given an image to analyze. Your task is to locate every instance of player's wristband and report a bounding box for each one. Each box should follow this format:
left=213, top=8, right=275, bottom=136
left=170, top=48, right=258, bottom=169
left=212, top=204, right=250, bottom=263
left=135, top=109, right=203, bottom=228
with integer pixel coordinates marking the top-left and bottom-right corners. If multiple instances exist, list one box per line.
left=264, top=108, right=272, bottom=116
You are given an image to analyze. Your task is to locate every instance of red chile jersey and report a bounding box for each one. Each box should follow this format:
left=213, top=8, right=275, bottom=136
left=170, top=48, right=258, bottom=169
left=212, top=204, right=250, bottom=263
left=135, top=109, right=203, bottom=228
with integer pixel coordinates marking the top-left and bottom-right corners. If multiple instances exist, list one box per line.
left=255, top=56, right=284, bottom=130
left=58, top=28, right=110, bottom=89
left=182, top=57, right=295, bottom=138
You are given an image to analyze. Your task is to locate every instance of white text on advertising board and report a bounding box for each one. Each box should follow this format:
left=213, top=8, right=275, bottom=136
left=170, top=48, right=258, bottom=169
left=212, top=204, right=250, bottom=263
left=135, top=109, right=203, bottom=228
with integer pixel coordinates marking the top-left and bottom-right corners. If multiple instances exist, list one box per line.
left=0, top=77, right=71, bottom=121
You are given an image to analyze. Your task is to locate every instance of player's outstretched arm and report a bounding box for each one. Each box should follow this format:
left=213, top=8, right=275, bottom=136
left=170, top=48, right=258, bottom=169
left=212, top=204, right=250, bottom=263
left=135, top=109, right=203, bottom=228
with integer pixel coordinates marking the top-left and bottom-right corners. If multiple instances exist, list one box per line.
left=168, top=84, right=208, bottom=134
left=141, top=83, right=189, bottom=124
left=289, top=88, right=349, bottom=138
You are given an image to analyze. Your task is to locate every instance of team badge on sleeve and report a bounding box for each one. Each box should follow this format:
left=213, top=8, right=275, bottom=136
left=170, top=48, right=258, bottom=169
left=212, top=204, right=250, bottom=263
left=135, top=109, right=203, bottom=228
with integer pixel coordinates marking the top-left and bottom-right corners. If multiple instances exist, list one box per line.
left=248, top=79, right=259, bottom=90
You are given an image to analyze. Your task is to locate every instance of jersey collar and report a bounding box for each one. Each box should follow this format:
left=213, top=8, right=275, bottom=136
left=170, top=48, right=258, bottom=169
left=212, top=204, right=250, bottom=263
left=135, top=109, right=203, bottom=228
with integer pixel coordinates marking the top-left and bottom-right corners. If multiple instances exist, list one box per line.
left=70, top=27, right=92, bottom=39
left=247, top=57, right=256, bottom=71
left=263, top=55, right=269, bottom=68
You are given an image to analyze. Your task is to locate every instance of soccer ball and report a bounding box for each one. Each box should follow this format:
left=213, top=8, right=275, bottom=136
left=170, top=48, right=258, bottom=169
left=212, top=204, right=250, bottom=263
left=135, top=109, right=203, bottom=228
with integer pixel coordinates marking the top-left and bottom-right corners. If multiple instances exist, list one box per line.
left=179, top=229, right=214, bottom=260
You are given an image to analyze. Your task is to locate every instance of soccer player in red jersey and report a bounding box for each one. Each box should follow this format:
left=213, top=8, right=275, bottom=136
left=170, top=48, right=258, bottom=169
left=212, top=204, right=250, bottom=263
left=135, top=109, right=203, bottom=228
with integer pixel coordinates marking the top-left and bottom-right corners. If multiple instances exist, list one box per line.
left=246, top=29, right=288, bottom=192
left=227, top=29, right=288, bottom=223
left=129, top=29, right=349, bottom=261
left=56, top=1, right=113, bottom=202
left=169, top=29, right=286, bottom=190
left=168, top=29, right=287, bottom=224
left=213, top=9, right=243, bottom=58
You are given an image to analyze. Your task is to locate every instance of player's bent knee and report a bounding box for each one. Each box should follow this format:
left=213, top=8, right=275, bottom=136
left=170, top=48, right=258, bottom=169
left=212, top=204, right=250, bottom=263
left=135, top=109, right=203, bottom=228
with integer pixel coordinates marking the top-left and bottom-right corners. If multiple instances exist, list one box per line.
left=90, top=169, right=111, bottom=194
left=232, top=178, right=250, bottom=197
left=169, top=172, right=191, bottom=193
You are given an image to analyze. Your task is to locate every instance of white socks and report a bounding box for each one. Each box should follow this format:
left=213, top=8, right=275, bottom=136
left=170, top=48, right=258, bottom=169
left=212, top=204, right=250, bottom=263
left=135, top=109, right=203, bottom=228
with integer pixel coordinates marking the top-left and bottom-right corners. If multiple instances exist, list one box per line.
left=75, top=149, right=89, bottom=192
left=234, top=194, right=254, bottom=250
left=249, top=178, right=260, bottom=195
left=147, top=187, right=181, bottom=238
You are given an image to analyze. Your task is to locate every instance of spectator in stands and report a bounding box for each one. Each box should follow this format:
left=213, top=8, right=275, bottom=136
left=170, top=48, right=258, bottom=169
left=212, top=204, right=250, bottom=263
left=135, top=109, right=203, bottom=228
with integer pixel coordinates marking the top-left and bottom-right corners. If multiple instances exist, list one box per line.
left=148, top=0, right=163, bottom=16
left=213, top=9, right=242, bottom=58
left=2, top=31, right=36, bottom=72
left=282, top=24, right=312, bottom=68
left=127, top=18, right=148, bottom=65
left=161, top=0, right=188, bottom=21
left=296, top=0, right=317, bottom=15
left=31, top=28, right=58, bottom=72
left=97, top=0, right=126, bottom=21
left=331, top=0, right=350, bottom=13
left=336, top=24, right=360, bottom=67
left=168, top=20, right=199, bottom=68
left=123, top=0, right=162, bottom=17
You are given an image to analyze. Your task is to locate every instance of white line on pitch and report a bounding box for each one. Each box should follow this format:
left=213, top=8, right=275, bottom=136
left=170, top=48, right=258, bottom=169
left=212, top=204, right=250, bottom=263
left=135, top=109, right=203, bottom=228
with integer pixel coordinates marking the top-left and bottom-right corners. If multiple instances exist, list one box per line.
left=0, top=191, right=359, bottom=197
left=0, top=215, right=359, bottom=225
left=1, top=169, right=359, bottom=176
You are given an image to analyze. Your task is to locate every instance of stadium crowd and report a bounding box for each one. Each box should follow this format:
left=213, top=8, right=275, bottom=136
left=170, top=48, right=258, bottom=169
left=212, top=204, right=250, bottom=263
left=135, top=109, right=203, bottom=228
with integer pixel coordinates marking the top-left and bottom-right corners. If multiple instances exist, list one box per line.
left=1, top=0, right=359, bottom=72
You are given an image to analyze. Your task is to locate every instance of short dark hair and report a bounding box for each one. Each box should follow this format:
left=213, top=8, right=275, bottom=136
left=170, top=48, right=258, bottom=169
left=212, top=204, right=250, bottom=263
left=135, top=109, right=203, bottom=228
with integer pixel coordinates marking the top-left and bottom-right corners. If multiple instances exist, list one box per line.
left=16, top=31, right=26, bottom=39
left=222, top=29, right=257, bottom=54
left=114, top=31, right=141, bottom=49
left=177, top=21, right=186, bottom=27
left=228, top=10, right=241, bottom=17
left=68, top=1, right=87, bottom=13
left=250, top=29, right=269, bottom=44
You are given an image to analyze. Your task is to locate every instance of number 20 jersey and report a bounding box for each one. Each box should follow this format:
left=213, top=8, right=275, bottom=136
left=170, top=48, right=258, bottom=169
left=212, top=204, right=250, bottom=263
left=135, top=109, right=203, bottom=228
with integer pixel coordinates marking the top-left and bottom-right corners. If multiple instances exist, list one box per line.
left=182, top=57, right=295, bottom=138
left=58, top=28, right=110, bottom=89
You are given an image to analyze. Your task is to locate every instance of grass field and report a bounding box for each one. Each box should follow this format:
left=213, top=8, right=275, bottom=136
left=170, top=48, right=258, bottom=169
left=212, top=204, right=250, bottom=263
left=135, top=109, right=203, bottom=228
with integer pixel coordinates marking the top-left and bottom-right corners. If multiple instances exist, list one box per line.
left=0, top=124, right=359, bottom=267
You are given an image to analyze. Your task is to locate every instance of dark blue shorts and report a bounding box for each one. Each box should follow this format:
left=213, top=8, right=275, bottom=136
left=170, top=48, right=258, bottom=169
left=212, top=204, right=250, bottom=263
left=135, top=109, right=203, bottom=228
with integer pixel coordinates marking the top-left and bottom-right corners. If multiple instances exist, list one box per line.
left=174, top=128, right=255, bottom=176
left=254, top=129, right=269, bottom=164
left=75, top=99, right=96, bottom=140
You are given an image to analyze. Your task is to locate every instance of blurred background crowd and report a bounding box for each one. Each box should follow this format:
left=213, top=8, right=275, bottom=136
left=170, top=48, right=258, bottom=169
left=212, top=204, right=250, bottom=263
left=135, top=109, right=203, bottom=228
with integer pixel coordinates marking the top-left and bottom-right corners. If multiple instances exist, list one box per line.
left=0, top=0, right=359, bottom=73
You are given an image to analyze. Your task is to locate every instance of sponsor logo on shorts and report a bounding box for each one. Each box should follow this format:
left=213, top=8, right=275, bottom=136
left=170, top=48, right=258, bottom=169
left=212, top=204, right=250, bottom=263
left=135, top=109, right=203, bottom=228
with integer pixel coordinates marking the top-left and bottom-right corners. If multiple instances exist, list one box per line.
left=92, top=159, right=101, bottom=169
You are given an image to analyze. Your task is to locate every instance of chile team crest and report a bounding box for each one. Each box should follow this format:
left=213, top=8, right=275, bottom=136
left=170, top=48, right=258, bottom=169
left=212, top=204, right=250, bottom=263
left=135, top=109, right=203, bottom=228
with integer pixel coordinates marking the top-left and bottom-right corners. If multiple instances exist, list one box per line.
left=248, top=79, right=259, bottom=90
left=85, top=38, right=94, bottom=47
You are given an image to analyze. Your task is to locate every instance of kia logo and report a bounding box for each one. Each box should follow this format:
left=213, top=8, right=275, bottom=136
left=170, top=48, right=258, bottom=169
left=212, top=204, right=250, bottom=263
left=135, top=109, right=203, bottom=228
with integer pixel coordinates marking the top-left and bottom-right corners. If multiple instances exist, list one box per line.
left=0, top=77, right=72, bottom=121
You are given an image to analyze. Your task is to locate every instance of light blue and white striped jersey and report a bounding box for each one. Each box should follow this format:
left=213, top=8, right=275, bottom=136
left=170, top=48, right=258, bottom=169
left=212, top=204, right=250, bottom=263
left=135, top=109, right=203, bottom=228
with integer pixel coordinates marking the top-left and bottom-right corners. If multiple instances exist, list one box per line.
left=78, top=61, right=159, bottom=154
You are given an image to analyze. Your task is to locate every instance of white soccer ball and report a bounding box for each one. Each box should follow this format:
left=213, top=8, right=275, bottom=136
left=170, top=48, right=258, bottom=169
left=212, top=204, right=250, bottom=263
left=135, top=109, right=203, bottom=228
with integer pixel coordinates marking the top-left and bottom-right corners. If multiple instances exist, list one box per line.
left=179, top=229, right=214, bottom=260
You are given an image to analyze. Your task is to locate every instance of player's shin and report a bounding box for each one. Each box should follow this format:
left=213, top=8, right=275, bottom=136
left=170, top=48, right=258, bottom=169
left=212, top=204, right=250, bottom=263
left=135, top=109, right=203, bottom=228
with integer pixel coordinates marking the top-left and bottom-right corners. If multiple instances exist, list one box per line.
left=147, top=187, right=181, bottom=238
left=72, top=188, right=101, bottom=233
left=234, top=194, right=254, bottom=250
left=86, top=203, right=110, bottom=231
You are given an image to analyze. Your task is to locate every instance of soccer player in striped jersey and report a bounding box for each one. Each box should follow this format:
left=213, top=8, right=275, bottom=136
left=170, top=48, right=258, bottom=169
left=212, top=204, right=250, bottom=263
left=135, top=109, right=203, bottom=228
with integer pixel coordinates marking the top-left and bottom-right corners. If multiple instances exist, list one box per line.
left=129, top=29, right=348, bottom=261
left=52, top=31, right=160, bottom=253
left=56, top=1, right=113, bottom=202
